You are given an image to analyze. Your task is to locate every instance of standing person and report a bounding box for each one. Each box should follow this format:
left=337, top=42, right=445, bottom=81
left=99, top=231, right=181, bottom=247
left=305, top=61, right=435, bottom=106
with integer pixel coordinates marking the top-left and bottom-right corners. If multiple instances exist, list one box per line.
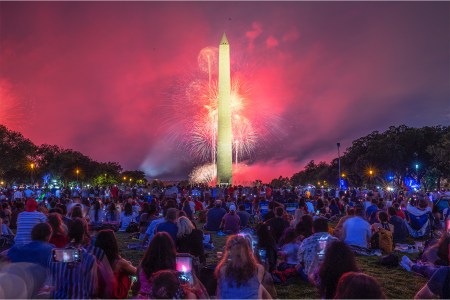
left=220, top=205, right=241, bottom=234
left=94, top=230, right=137, bottom=299
left=14, top=199, right=47, bottom=246
left=215, top=234, right=272, bottom=299
left=176, top=216, right=206, bottom=265
left=256, top=223, right=278, bottom=273
left=267, top=206, right=290, bottom=245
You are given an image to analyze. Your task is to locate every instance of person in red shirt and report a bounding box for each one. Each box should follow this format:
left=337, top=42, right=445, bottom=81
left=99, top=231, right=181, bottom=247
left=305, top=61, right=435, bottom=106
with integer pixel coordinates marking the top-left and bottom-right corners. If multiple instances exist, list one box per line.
left=47, top=213, right=69, bottom=248
left=394, top=203, right=406, bottom=219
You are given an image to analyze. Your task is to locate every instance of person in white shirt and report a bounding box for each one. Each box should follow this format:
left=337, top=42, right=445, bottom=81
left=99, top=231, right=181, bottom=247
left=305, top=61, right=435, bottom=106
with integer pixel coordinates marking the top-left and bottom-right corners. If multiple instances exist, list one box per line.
left=342, top=208, right=372, bottom=248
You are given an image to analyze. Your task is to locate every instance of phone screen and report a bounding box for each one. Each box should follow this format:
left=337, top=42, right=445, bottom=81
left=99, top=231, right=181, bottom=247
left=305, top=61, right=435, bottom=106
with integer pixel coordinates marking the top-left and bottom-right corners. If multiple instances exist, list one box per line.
left=176, top=255, right=193, bottom=286
left=52, top=249, right=81, bottom=263
left=175, top=256, right=192, bottom=273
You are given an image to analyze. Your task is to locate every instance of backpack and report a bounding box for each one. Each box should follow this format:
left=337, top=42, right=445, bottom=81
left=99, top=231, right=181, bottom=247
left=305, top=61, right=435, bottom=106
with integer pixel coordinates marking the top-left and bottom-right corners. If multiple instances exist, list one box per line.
left=378, top=224, right=393, bottom=254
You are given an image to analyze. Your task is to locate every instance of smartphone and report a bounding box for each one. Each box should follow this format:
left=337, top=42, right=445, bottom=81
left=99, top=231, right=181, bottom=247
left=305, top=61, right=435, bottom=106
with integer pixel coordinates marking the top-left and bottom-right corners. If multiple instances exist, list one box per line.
left=52, top=248, right=82, bottom=263
left=318, top=238, right=327, bottom=258
left=176, top=254, right=193, bottom=286
left=316, top=210, right=320, bottom=215
left=131, top=275, right=138, bottom=284
left=258, top=248, right=267, bottom=264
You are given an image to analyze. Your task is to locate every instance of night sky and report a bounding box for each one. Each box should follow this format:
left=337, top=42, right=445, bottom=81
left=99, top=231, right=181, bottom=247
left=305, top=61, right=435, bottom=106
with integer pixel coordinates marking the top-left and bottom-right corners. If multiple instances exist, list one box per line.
left=1, top=2, right=449, bottom=182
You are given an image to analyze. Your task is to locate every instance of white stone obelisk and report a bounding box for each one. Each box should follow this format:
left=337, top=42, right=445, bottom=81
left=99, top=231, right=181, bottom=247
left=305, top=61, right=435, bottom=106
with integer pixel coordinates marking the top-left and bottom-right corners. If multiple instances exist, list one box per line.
left=217, top=33, right=232, bottom=185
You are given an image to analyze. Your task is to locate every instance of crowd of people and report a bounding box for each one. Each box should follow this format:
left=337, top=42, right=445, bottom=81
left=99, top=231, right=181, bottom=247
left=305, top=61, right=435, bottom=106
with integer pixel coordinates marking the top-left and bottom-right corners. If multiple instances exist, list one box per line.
left=0, top=183, right=449, bottom=299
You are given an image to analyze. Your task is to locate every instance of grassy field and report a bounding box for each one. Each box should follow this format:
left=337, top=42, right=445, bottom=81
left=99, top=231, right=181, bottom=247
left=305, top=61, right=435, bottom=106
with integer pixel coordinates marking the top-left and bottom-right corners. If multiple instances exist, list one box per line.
left=115, top=226, right=427, bottom=299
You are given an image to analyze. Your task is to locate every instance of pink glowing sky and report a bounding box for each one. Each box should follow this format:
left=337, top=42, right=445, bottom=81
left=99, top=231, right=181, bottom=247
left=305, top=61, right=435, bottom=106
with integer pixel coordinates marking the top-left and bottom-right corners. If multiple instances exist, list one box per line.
left=1, top=2, right=449, bottom=182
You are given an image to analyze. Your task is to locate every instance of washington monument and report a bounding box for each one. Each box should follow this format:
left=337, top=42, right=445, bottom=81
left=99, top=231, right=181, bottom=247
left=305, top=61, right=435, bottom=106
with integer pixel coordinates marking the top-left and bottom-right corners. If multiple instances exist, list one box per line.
left=217, top=33, right=232, bottom=184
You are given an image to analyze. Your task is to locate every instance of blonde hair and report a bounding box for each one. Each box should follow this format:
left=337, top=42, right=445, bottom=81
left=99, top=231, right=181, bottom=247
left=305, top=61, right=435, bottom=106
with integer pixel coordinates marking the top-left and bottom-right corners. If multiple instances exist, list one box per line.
left=176, top=216, right=194, bottom=238
left=215, top=234, right=258, bottom=287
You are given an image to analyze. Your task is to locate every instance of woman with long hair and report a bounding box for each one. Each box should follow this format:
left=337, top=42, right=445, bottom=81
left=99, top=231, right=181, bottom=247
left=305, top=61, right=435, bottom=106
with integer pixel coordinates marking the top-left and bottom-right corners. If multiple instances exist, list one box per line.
left=88, top=200, right=104, bottom=225
left=137, top=232, right=177, bottom=298
left=215, top=234, right=271, bottom=299
left=105, top=202, right=120, bottom=223
left=334, top=272, right=386, bottom=299
left=318, top=241, right=359, bottom=299
left=176, top=216, right=206, bottom=265
left=95, top=230, right=137, bottom=299
left=47, top=213, right=68, bottom=248
left=119, top=202, right=137, bottom=232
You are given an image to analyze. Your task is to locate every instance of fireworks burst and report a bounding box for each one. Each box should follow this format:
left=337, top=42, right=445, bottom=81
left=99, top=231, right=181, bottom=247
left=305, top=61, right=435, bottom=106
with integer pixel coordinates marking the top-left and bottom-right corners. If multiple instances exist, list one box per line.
left=189, top=163, right=217, bottom=185
left=165, top=44, right=282, bottom=181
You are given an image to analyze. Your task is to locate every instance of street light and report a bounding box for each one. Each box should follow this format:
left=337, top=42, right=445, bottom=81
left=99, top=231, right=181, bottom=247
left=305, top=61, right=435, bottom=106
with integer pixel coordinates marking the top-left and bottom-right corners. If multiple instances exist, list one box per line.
left=369, top=169, right=373, bottom=187
left=337, top=142, right=341, bottom=190
left=30, top=163, right=35, bottom=184
left=76, top=169, right=80, bottom=183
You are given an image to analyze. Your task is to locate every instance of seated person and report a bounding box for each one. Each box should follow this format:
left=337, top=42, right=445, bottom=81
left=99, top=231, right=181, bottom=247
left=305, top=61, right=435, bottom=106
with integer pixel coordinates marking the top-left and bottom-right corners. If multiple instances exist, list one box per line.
left=220, top=205, right=240, bottom=234
left=371, top=211, right=394, bottom=233
left=414, top=267, right=450, bottom=299
left=342, top=208, right=371, bottom=248
left=7, top=223, right=54, bottom=268
left=148, top=270, right=197, bottom=299
left=388, top=207, right=408, bottom=243
left=297, top=218, right=338, bottom=281
left=334, top=272, right=386, bottom=299
left=333, top=207, right=355, bottom=240
left=204, top=200, right=226, bottom=231
left=237, top=204, right=251, bottom=228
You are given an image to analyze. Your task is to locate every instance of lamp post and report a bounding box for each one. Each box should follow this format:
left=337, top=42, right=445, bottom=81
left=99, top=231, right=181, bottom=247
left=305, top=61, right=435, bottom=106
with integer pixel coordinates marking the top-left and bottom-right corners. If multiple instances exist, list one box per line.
left=337, top=142, right=341, bottom=190
left=369, top=169, right=373, bottom=188
left=415, top=163, right=419, bottom=185
left=76, top=169, right=80, bottom=185
left=30, top=163, right=35, bottom=185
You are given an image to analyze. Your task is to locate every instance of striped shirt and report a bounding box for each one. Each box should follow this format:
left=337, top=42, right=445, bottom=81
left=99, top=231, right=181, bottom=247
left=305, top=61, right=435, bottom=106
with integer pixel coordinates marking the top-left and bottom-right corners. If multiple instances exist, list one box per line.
left=14, top=211, right=47, bottom=246
left=49, top=248, right=98, bottom=299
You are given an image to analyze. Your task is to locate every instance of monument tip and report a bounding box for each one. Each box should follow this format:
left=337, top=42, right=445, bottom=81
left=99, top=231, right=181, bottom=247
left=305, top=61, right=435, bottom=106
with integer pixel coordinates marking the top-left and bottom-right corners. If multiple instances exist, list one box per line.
left=220, top=33, right=229, bottom=45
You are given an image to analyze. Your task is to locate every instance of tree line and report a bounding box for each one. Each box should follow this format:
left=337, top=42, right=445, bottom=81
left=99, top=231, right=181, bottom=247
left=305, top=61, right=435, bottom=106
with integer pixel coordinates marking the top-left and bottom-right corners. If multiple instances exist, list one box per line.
left=275, top=125, right=450, bottom=191
left=0, top=125, right=146, bottom=186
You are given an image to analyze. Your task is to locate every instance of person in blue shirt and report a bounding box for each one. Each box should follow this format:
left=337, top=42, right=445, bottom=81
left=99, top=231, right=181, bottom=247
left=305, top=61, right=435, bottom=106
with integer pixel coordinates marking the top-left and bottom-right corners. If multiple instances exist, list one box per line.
left=7, top=222, right=54, bottom=268
left=156, top=208, right=178, bottom=243
left=204, top=200, right=227, bottom=231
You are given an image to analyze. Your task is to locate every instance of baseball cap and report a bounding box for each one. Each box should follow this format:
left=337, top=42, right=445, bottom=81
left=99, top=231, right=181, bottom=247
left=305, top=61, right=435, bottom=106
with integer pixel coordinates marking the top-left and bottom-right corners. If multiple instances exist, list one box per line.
left=229, top=205, right=236, bottom=211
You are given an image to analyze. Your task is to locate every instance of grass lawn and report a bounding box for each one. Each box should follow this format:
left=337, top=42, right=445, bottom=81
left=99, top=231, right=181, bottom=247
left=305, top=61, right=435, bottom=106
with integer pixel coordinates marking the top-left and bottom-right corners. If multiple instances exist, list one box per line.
left=115, top=224, right=427, bottom=299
